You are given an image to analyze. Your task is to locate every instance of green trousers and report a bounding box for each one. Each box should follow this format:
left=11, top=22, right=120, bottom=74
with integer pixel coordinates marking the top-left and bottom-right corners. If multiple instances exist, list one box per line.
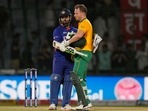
left=73, top=50, right=92, bottom=104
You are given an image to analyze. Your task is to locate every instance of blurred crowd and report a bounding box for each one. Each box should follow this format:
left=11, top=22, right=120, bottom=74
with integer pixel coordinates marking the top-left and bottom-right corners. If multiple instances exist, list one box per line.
left=0, top=0, right=148, bottom=74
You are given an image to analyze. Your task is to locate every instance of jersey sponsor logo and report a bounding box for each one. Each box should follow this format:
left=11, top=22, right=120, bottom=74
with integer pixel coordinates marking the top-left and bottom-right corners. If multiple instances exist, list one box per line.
left=81, top=25, right=85, bottom=28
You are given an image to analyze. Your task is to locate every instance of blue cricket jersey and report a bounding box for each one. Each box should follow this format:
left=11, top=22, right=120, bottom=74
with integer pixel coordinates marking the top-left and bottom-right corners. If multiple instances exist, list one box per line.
left=53, top=25, right=77, bottom=62
left=50, top=25, right=76, bottom=106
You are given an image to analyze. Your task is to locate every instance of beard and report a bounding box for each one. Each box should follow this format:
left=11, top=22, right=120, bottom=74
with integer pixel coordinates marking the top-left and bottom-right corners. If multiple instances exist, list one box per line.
left=63, top=22, right=69, bottom=27
left=61, top=19, right=70, bottom=27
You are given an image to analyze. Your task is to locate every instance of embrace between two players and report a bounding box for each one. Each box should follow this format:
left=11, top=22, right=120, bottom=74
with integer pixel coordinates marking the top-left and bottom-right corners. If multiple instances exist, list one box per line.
left=49, top=4, right=102, bottom=111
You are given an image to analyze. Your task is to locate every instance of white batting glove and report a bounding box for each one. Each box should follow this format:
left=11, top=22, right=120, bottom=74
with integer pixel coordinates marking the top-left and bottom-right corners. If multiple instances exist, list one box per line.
left=93, top=34, right=102, bottom=53
left=59, top=42, right=66, bottom=52
left=62, top=40, right=70, bottom=47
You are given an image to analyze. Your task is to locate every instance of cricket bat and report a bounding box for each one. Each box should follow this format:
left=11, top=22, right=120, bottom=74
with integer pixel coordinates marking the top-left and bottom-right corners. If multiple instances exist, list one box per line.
left=53, top=40, right=87, bottom=57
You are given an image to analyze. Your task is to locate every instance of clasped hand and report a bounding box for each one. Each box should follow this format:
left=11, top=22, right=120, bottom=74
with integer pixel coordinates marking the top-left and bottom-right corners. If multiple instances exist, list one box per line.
left=59, top=40, right=70, bottom=52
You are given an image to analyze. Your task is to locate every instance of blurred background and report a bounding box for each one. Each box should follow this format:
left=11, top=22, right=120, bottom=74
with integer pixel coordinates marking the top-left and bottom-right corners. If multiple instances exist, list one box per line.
left=0, top=0, right=148, bottom=105
left=0, top=0, right=148, bottom=75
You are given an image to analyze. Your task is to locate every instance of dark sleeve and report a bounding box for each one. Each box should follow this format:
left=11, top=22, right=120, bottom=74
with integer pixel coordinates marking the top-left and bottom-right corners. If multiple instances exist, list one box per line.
left=53, top=28, right=61, bottom=42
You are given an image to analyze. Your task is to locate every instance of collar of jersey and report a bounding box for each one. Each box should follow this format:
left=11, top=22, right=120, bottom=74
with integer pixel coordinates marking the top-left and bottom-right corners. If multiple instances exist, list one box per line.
left=80, top=18, right=87, bottom=22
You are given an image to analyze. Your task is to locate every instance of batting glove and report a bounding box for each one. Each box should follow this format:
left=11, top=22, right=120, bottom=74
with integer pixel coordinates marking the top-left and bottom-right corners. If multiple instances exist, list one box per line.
left=59, top=42, right=66, bottom=52
left=93, top=34, right=102, bottom=53
left=62, top=40, right=70, bottom=47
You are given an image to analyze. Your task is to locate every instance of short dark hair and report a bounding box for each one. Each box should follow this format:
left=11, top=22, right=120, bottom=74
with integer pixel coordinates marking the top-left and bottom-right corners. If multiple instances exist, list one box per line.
left=74, top=4, right=87, bottom=14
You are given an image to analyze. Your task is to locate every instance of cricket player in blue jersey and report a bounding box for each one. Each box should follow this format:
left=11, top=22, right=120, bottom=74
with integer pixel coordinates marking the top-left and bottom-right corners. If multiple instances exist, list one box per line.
left=49, top=8, right=77, bottom=110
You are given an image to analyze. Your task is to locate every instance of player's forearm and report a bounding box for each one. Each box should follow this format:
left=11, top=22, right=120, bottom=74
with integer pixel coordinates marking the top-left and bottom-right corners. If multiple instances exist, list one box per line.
left=69, top=30, right=84, bottom=44
left=69, top=34, right=81, bottom=44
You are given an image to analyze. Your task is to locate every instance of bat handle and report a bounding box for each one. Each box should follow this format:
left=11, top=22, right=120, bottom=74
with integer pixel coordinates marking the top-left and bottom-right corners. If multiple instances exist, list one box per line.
left=75, top=51, right=88, bottom=57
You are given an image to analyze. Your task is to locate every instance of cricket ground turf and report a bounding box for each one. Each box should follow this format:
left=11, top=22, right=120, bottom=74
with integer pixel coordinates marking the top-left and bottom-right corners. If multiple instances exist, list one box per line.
left=0, top=106, right=148, bottom=111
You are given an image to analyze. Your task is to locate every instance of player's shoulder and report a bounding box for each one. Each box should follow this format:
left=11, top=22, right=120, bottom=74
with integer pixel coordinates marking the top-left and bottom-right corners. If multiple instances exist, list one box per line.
left=81, top=18, right=91, bottom=24
left=85, top=19, right=92, bottom=26
left=54, top=25, right=62, bottom=30
left=53, top=26, right=63, bottom=33
left=70, top=26, right=77, bottom=32
left=80, top=18, right=92, bottom=29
